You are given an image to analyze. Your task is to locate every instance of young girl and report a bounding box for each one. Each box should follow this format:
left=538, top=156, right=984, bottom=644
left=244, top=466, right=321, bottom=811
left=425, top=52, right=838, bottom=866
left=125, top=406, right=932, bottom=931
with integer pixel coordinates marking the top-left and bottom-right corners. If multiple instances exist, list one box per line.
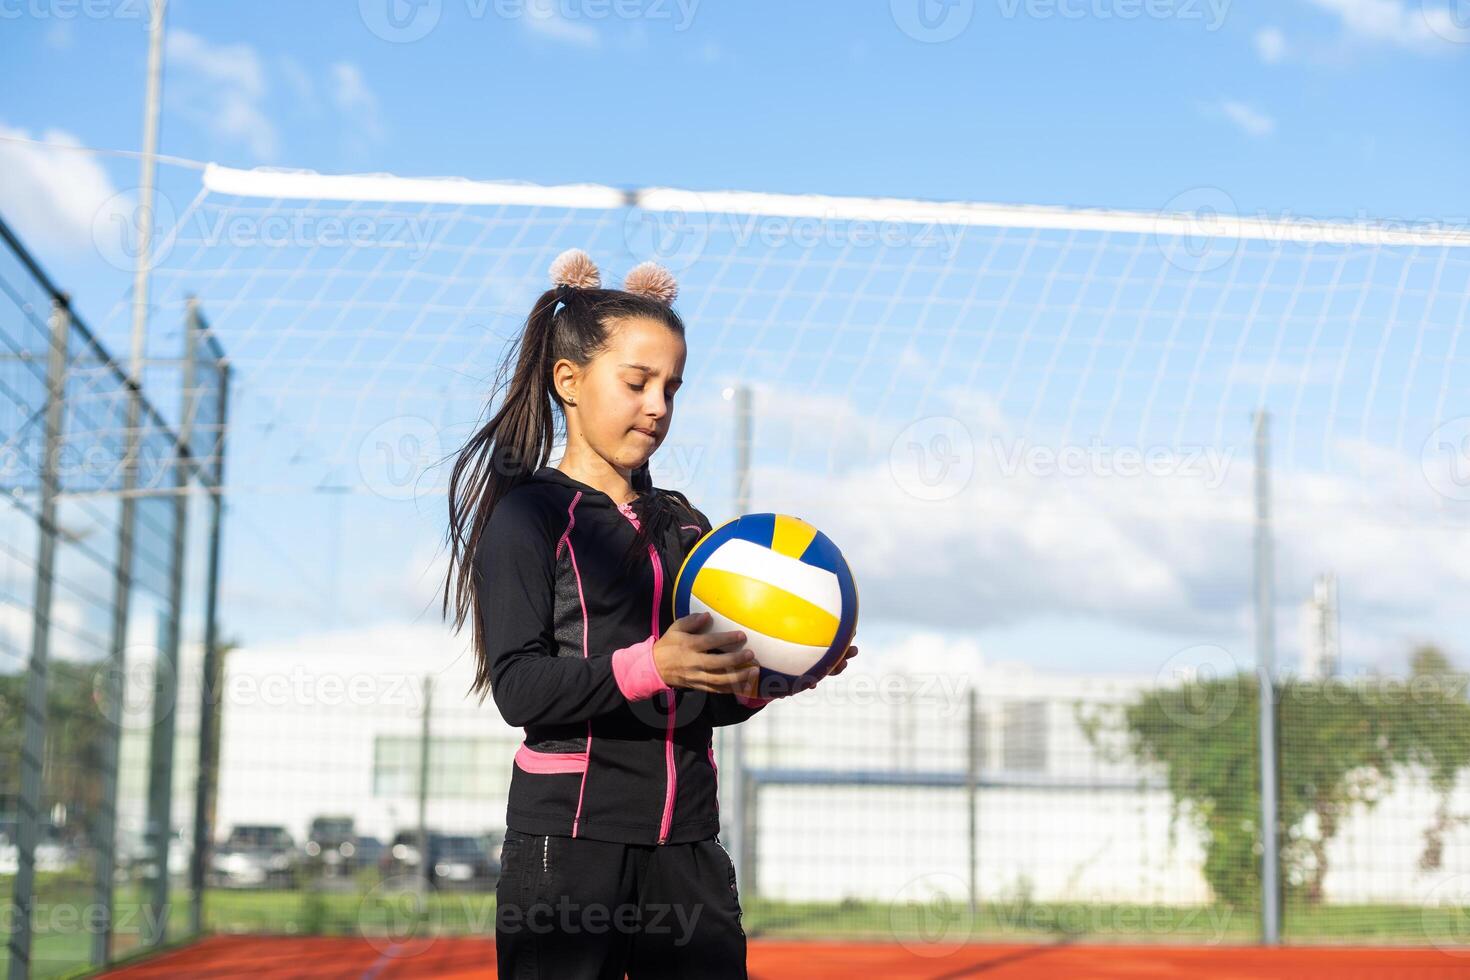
left=443, top=249, right=856, bottom=978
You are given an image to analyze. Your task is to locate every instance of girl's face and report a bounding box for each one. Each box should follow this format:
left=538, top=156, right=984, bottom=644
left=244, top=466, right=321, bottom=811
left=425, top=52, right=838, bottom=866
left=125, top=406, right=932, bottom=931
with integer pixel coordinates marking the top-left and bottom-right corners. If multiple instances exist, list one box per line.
left=557, top=315, right=686, bottom=476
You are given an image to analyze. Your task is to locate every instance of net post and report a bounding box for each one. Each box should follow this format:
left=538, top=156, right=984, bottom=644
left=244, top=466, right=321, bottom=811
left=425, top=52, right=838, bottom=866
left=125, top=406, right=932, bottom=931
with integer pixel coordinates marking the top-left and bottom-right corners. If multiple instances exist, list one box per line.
left=8, top=298, right=70, bottom=980
left=1253, top=410, right=1281, bottom=945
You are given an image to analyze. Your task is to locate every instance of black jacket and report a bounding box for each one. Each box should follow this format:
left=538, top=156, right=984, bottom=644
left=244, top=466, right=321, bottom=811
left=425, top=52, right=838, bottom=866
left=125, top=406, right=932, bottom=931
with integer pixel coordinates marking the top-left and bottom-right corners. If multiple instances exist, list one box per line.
left=476, top=465, right=768, bottom=845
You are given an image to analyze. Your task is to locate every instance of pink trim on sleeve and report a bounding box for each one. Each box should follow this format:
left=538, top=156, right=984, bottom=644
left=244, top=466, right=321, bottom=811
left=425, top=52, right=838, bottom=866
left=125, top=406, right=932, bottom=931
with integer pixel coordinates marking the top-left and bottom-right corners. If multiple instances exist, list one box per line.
left=611, top=634, right=671, bottom=702
left=735, top=694, right=772, bottom=709
left=514, top=744, right=588, bottom=774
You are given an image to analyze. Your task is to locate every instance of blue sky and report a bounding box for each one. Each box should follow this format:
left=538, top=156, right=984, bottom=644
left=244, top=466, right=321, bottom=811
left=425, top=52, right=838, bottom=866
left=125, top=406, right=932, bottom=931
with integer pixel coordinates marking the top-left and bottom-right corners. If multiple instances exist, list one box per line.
left=2, top=0, right=1469, bottom=683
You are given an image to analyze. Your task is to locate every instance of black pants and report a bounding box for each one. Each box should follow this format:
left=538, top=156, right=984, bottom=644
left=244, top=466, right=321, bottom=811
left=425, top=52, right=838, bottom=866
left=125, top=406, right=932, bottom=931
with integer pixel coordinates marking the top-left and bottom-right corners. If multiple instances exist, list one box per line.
left=495, top=829, right=748, bottom=979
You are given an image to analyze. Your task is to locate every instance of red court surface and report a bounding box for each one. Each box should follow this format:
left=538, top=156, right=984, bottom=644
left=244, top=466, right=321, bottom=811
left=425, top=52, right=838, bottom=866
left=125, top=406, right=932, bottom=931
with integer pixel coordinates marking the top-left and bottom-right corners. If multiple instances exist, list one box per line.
left=98, top=935, right=1470, bottom=978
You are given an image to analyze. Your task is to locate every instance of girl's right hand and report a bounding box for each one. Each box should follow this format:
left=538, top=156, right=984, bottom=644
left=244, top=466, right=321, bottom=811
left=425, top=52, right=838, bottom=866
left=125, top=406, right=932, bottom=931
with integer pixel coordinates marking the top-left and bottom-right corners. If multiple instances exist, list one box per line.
left=653, top=611, right=758, bottom=695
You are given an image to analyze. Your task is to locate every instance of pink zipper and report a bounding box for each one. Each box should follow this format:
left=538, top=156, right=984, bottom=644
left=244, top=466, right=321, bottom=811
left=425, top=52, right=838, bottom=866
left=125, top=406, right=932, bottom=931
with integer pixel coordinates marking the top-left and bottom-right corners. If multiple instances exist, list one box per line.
left=618, top=501, right=676, bottom=844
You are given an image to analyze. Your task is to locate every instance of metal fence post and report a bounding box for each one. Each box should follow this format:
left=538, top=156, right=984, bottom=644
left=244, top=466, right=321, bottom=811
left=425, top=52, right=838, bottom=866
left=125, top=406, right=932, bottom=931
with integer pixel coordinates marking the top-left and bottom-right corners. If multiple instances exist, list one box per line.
left=7, top=298, right=70, bottom=980
left=141, top=305, right=196, bottom=948
left=417, top=675, right=434, bottom=889
left=967, top=685, right=979, bottom=919
left=1253, top=410, right=1281, bottom=944
left=189, top=307, right=229, bottom=937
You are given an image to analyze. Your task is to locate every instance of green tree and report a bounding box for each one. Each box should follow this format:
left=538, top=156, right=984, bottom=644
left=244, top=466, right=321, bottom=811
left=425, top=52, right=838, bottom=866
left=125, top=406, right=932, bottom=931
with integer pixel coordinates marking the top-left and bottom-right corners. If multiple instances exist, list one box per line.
left=1084, top=645, right=1470, bottom=909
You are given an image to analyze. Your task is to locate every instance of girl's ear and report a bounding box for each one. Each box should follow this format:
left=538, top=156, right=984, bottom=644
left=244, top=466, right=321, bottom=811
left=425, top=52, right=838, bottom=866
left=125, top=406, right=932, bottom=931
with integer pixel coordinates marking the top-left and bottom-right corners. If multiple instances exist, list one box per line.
left=550, top=357, right=580, bottom=407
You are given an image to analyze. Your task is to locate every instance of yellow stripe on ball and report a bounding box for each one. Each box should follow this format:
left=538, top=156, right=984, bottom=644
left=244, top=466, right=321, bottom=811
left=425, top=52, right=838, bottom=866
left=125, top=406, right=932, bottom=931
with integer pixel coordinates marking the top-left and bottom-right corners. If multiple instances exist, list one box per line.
left=769, top=515, right=819, bottom=561
left=692, top=568, right=839, bottom=646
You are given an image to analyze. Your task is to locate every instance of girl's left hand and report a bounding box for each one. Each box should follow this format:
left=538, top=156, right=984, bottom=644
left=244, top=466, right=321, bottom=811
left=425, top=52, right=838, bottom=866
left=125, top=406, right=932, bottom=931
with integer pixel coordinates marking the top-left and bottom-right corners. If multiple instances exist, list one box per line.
left=826, top=641, right=858, bottom=677
left=732, top=641, right=858, bottom=700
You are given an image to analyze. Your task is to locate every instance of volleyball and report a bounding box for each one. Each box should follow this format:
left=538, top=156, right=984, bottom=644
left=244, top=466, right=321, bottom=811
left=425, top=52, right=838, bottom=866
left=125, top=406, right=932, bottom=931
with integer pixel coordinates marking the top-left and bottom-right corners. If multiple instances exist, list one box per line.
left=673, top=513, right=859, bottom=692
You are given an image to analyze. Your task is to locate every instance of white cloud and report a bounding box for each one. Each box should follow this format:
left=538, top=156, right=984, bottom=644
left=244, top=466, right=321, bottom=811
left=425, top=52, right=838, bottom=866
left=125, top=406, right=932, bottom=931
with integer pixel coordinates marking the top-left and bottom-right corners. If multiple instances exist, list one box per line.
left=165, top=29, right=279, bottom=161
left=1298, top=0, right=1461, bottom=52
left=1220, top=99, right=1276, bottom=137
left=329, top=62, right=386, bottom=145
left=0, top=122, right=121, bottom=254
left=522, top=0, right=602, bottom=47
left=1255, top=26, right=1289, bottom=63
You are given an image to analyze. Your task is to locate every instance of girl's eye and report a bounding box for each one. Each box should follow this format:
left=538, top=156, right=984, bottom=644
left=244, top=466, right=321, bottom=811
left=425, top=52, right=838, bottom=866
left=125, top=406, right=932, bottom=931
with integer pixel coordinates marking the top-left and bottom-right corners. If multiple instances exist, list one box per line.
left=628, top=383, right=677, bottom=399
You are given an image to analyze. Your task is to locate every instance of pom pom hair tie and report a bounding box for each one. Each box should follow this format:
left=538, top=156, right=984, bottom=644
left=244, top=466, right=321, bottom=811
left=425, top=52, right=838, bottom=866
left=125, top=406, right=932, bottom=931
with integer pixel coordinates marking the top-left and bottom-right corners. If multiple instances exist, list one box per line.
left=623, top=261, right=679, bottom=306
left=547, top=248, right=679, bottom=307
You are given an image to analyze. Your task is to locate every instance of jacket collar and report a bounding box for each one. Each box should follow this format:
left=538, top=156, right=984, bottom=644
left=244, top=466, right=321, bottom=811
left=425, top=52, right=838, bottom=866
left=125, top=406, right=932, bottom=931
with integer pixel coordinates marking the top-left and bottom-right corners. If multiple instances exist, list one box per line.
left=531, top=466, right=648, bottom=510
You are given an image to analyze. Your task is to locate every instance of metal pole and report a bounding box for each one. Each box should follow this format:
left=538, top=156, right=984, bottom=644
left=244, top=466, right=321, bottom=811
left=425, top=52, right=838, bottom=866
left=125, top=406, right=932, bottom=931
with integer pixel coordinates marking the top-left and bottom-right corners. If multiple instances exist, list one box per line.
left=8, top=300, right=71, bottom=980
left=727, top=386, right=753, bottom=893
left=966, top=685, right=978, bottom=919
left=1253, top=410, right=1281, bottom=945
left=129, top=0, right=167, bottom=382
left=91, top=391, right=140, bottom=968
left=142, top=301, right=195, bottom=948
left=189, top=310, right=229, bottom=936
left=416, top=676, right=434, bottom=889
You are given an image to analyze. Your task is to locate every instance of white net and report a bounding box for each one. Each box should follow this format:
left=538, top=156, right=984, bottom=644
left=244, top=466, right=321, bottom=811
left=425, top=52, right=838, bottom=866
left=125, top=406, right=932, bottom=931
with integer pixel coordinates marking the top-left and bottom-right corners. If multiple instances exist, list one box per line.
left=86, top=165, right=1470, bottom=935
left=104, top=166, right=1470, bottom=659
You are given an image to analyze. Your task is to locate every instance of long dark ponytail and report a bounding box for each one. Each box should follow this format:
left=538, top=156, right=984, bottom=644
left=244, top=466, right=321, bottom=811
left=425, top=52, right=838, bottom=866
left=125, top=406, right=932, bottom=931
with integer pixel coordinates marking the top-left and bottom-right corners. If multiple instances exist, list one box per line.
left=443, top=274, right=699, bottom=701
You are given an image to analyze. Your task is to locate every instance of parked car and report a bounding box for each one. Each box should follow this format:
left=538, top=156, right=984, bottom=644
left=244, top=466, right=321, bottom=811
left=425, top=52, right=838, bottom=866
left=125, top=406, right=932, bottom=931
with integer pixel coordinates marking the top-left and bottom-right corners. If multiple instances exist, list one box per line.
left=118, top=825, right=191, bottom=882
left=303, top=815, right=359, bottom=877
left=380, top=829, right=498, bottom=890
left=350, top=834, right=385, bottom=872
left=0, top=821, right=79, bottom=874
left=210, top=824, right=299, bottom=889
